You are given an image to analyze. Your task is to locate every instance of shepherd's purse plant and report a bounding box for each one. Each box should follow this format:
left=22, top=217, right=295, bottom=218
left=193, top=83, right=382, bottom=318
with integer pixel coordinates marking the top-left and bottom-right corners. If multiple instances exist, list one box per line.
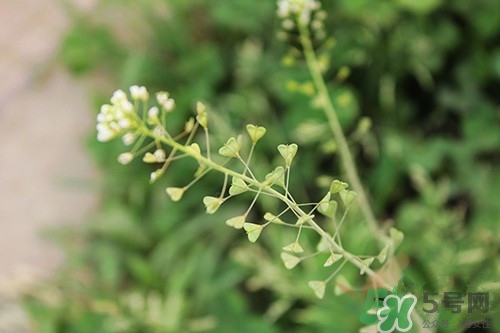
left=96, top=0, right=427, bottom=330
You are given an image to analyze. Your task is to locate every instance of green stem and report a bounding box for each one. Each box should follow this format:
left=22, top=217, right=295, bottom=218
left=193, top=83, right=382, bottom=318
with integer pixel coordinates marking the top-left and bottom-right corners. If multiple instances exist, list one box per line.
left=297, top=19, right=425, bottom=333
left=142, top=125, right=426, bottom=332
left=141, top=126, right=389, bottom=288
left=297, top=21, right=386, bottom=243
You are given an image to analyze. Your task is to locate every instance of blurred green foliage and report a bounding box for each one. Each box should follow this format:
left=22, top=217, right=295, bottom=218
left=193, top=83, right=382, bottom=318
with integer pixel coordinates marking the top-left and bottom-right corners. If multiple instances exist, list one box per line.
left=25, top=0, right=499, bottom=332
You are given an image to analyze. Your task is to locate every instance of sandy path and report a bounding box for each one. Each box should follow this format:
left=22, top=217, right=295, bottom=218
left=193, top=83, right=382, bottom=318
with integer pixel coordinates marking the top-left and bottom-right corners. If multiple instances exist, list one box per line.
left=0, top=0, right=97, bottom=296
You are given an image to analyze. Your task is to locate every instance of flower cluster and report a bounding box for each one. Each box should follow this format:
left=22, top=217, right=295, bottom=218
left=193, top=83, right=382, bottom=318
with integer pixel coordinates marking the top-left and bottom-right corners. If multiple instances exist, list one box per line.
left=97, top=85, right=182, bottom=169
left=96, top=84, right=400, bottom=301
left=276, top=0, right=327, bottom=58
left=156, top=92, right=175, bottom=112
left=277, top=0, right=322, bottom=26
left=96, top=89, right=137, bottom=143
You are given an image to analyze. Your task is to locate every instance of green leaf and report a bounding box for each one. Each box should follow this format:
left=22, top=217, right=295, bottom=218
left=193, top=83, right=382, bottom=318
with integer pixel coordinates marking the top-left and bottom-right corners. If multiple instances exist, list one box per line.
left=280, top=252, right=301, bottom=269
left=229, top=177, right=248, bottom=195
left=243, top=223, right=263, bottom=243
left=282, top=241, right=304, bottom=254
left=396, top=0, right=441, bottom=14
left=225, top=215, right=246, bottom=229
left=277, top=143, right=298, bottom=167
left=219, top=137, right=241, bottom=158
left=246, top=124, right=267, bottom=143
left=127, top=255, right=159, bottom=287
left=203, top=196, right=223, bottom=214
left=308, top=280, right=326, bottom=299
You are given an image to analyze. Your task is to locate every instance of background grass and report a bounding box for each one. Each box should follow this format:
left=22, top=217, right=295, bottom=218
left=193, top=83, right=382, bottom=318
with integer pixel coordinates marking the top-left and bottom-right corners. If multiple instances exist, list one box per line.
left=24, top=0, right=500, bottom=332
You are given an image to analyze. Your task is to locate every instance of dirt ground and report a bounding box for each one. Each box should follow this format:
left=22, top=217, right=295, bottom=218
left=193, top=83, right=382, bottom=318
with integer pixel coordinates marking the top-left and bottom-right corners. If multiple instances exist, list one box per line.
left=0, top=1, right=98, bottom=329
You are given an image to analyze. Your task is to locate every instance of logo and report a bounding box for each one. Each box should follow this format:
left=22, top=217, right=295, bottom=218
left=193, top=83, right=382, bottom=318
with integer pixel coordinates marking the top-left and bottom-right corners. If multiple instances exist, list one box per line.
left=360, top=287, right=493, bottom=332
left=361, top=288, right=417, bottom=333
left=377, top=294, right=417, bottom=333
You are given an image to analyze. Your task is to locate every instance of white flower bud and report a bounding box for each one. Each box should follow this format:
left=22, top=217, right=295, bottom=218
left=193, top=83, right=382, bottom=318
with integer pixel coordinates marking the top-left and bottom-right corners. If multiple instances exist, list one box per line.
left=118, top=152, right=133, bottom=165
left=282, top=19, right=295, bottom=30
left=109, top=121, right=121, bottom=132
left=184, top=118, right=195, bottom=133
left=148, top=106, right=160, bottom=124
left=154, top=149, right=166, bottom=162
left=311, top=20, right=323, bottom=31
left=111, top=89, right=127, bottom=105
left=100, top=104, right=113, bottom=114
left=150, top=170, right=161, bottom=183
left=162, top=98, right=175, bottom=112
left=120, top=100, right=134, bottom=113
left=118, top=118, right=131, bottom=129
left=97, top=127, right=114, bottom=142
left=122, top=133, right=136, bottom=146
left=130, top=85, right=149, bottom=101
left=156, top=92, right=169, bottom=106
left=153, top=126, right=165, bottom=137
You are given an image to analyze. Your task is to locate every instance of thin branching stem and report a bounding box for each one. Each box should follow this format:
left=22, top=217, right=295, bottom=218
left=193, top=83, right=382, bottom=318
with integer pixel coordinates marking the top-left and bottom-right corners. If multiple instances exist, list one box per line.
left=140, top=126, right=391, bottom=289
left=297, top=21, right=386, bottom=243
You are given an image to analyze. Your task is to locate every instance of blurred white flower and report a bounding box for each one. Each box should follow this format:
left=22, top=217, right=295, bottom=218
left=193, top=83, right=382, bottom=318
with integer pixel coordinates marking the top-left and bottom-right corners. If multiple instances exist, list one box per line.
left=156, top=91, right=175, bottom=112
left=154, top=149, right=166, bottom=162
left=148, top=106, right=160, bottom=124
left=130, top=85, right=149, bottom=101
left=277, top=0, right=321, bottom=25
left=96, top=91, right=136, bottom=142
left=118, top=152, right=134, bottom=165
left=122, top=133, right=136, bottom=146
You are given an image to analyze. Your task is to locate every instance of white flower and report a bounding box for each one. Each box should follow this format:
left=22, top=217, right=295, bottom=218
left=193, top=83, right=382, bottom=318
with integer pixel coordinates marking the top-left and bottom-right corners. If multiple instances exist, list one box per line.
left=156, top=91, right=175, bottom=112
left=118, top=118, right=131, bottom=129
left=109, top=121, right=120, bottom=132
left=122, top=133, right=136, bottom=146
left=118, top=152, right=134, bottom=165
left=120, top=100, right=134, bottom=113
left=97, top=113, right=106, bottom=122
left=162, top=98, right=175, bottom=112
left=153, top=126, right=165, bottom=137
left=150, top=170, right=161, bottom=183
left=156, top=92, right=169, bottom=105
left=282, top=19, right=295, bottom=30
left=148, top=106, right=160, bottom=124
left=96, top=92, right=137, bottom=142
left=277, top=0, right=321, bottom=25
left=277, top=0, right=290, bottom=18
left=100, top=104, right=113, bottom=114
left=111, top=89, right=127, bottom=105
left=311, top=19, right=323, bottom=31
left=154, top=149, right=166, bottom=162
left=130, top=85, right=149, bottom=101
left=184, top=118, right=195, bottom=133
left=97, top=126, right=114, bottom=142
